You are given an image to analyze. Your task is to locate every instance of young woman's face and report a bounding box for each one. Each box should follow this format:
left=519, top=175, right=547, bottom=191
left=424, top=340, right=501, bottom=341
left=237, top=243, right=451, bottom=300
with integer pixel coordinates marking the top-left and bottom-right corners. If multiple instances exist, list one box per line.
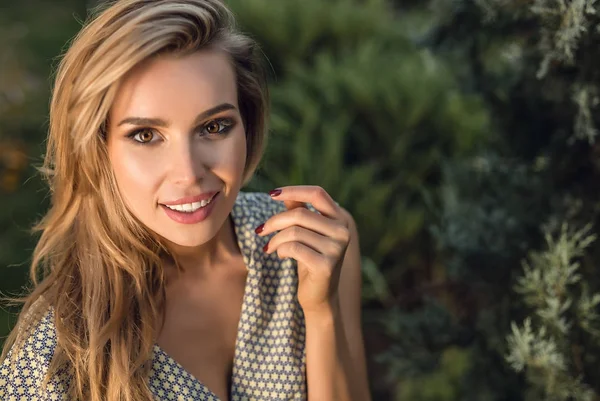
left=106, top=49, right=247, bottom=248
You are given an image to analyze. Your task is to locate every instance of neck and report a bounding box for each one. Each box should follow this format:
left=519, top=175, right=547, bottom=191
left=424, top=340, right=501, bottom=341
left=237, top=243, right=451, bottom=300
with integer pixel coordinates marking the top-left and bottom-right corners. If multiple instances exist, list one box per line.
left=163, top=214, right=240, bottom=277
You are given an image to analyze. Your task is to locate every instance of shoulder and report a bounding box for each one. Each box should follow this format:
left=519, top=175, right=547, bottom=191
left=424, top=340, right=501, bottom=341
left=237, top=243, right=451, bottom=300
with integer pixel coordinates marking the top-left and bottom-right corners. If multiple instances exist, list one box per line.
left=0, top=305, right=65, bottom=398
left=3, top=304, right=58, bottom=366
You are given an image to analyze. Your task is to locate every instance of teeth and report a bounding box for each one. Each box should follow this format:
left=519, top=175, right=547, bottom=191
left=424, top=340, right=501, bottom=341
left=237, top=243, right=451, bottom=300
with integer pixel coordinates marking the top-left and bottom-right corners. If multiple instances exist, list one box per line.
left=164, top=195, right=214, bottom=213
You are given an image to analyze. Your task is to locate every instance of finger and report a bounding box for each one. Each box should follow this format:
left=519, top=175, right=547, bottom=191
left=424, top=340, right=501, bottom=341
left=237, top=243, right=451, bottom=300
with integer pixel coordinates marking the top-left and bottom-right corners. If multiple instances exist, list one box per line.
left=256, top=207, right=351, bottom=243
left=270, top=185, right=342, bottom=220
left=264, top=226, right=345, bottom=257
left=283, top=199, right=307, bottom=212
left=275, top=241, right=328, bottom=269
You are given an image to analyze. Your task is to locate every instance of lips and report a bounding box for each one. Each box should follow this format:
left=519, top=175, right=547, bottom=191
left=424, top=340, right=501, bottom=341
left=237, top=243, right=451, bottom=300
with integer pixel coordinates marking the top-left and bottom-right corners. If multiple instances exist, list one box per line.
left=160, top=191, right=220, bottom=224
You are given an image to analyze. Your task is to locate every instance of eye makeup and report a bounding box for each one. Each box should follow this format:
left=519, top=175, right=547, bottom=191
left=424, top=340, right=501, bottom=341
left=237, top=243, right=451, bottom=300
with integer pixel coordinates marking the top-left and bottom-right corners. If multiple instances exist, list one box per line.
left=124, top=117, right=237, bottom=145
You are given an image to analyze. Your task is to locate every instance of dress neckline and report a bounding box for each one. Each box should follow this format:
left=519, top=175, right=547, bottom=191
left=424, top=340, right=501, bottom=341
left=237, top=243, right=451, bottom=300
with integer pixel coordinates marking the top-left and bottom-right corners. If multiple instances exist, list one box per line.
left=150, top=193, right=256, bottom=400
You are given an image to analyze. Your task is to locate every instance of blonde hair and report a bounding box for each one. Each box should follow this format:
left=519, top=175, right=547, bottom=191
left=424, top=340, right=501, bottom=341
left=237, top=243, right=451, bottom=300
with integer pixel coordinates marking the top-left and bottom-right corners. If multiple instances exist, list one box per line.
left=1, top=0, right=269, bottom=399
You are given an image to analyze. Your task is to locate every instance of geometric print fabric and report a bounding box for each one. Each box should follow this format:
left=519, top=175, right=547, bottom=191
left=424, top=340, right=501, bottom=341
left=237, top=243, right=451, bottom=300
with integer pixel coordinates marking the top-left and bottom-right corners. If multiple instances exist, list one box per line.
left=0, top=191, right=307, bottom=400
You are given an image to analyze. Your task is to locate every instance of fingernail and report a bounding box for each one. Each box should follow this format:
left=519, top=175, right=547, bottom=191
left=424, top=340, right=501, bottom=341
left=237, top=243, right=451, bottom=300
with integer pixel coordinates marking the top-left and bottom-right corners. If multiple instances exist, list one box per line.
left=263, top=243, right=269, bottom=252
left=255, top=224, right=264, bottom=234
left=269, top=188, right=282, bottom=197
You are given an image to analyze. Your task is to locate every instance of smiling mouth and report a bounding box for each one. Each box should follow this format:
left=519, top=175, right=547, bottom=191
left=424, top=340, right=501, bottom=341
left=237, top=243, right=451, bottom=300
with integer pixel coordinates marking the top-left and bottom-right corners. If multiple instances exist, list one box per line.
left=160, top=192, right=218, bottom=213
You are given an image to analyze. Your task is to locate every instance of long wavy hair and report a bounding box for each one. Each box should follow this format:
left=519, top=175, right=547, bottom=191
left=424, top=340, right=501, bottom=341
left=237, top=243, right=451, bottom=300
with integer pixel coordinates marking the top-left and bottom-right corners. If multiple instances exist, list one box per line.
left=0, top=0, right=269, bottom=399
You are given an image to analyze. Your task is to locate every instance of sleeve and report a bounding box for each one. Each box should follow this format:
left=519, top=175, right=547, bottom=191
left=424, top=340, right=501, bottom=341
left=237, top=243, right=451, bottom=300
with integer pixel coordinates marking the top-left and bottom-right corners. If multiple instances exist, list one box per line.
left=0, top=308, right=69, bottom=400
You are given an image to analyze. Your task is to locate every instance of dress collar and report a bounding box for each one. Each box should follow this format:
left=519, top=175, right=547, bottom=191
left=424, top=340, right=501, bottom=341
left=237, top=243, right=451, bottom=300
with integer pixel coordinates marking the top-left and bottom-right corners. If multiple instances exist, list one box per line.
left=229, top=191, right=269, bottom=272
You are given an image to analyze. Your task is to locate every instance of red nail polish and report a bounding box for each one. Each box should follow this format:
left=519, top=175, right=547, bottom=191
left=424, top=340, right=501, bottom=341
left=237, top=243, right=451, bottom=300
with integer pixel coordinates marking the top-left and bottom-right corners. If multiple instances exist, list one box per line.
left=263, top=243, right=269, bottom=252
left=269, top=189, right=282, bottom=197
left=255, top=224, right=264, bottom=234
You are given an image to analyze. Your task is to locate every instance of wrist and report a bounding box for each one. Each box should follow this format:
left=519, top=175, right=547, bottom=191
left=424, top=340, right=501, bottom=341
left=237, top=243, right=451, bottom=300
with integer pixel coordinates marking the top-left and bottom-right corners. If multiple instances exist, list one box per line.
left=302, top=297, right=341, bottom=324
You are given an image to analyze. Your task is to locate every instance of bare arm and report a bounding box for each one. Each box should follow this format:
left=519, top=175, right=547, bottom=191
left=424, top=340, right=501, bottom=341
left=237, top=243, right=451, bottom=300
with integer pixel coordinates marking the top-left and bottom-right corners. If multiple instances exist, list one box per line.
left=304, top=208, right=371, bottom=401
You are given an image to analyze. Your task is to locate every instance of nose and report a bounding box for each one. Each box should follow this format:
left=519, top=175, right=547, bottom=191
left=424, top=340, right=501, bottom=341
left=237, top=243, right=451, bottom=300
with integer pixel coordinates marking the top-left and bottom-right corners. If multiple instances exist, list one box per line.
left=168, top=137, right=207, bottom=186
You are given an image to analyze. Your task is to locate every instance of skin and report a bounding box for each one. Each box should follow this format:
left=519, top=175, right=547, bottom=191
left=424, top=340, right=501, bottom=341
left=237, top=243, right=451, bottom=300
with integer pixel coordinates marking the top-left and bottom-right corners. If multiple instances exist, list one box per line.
left=107, top=49, right=246, bottom=272
left=106, top=49, right=371, bottom=400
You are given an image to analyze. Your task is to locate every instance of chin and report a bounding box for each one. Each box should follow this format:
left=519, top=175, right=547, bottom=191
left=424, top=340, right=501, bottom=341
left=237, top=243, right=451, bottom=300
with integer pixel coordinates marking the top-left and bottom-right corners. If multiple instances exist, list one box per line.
left=162, top=230, right=216, bottom=248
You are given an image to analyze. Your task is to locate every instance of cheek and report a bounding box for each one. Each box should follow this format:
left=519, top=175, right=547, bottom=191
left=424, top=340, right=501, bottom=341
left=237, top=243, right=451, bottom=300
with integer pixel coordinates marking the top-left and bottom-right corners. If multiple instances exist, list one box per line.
left=229, top=129, right=248, bottom=174
left=109, top=145, right=160, bottom=207
left=210, top=129, right=247, bottom=179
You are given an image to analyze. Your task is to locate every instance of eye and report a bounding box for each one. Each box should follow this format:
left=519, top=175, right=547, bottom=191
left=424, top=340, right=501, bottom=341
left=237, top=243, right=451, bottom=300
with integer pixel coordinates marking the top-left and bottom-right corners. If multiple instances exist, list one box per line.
left=201, top=118, right=235, bottom=136
left=128, top=128, right=158, bottom=144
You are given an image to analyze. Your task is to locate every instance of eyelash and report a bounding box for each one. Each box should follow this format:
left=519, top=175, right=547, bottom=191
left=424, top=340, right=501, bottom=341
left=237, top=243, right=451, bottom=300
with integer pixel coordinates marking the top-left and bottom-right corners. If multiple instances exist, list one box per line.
left=126, top=118, right=236, bottom=145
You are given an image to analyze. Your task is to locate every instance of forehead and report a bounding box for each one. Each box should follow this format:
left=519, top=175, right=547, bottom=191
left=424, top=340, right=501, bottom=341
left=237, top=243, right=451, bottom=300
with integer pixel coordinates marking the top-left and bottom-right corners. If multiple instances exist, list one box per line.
left=110, top=49, right=238, bottom=123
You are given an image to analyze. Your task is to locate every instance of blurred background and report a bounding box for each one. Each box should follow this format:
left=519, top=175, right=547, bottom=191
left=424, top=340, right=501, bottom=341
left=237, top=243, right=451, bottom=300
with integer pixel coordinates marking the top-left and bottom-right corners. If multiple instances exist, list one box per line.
left=2, top=0, right=600, bottom=400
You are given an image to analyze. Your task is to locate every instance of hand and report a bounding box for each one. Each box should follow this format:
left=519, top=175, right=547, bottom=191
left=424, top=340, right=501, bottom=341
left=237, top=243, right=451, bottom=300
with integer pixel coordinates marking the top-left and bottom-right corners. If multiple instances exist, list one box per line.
left=255, top=185, right=351, bottom=315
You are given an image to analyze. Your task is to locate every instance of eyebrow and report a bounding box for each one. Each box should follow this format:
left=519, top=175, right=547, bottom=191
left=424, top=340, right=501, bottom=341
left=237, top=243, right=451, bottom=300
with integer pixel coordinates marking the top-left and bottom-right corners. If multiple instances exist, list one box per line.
left=117, top=103, right=237, bottom=128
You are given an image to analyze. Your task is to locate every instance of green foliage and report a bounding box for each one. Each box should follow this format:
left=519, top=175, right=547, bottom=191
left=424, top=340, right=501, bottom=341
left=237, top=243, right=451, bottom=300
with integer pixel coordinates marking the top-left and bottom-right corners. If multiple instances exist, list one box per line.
left=475, top=0, right=598, bottom=77
left=506, top=223, right=600, bottom=401
left=385, top=154, right=548, bottom=401
left=226, top=0, right=410, bottom=75
left=432, top=154, right=549, bottom=275
left=429, top=0, right=600, bottom=146
left=377, top=299, right=466, bottom=378
left=480, top=0, right=600, bottom=143
left=397, top=346, right=472, bottom=401
left=377, top=0, right=600, bottom=399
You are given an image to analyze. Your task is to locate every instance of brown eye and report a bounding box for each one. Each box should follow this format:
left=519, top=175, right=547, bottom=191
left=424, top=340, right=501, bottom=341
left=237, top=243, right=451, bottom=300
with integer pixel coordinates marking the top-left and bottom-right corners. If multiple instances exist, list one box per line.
left=201, top=118, right=234, bottom=137
left=131, top=129, right=155, bottom=143
left=206, top=121, right=220, bottom=134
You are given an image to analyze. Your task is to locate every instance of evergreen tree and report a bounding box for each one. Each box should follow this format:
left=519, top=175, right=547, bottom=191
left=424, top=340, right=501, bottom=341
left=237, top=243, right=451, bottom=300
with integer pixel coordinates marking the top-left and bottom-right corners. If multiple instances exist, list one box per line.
left=383, top=0, right=600, bottom=399
left=507, top=223, right=600, bottom=401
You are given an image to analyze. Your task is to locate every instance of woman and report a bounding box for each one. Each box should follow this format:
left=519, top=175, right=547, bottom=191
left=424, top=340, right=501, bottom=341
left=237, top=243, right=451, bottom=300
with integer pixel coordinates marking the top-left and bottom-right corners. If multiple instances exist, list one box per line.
left=0, top=0, right=370, bottom=400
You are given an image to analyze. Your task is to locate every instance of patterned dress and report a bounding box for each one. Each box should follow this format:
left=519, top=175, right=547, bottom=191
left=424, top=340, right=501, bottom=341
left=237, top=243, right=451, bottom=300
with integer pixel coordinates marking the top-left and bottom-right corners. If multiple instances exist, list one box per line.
left=0, top=191, right=308, bottom=400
